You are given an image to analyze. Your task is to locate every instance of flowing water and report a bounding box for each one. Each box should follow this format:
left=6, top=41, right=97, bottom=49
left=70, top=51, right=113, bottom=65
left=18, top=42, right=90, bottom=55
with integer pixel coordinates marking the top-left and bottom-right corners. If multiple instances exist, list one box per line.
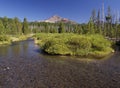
left=0, top=39, right=120, bottom=88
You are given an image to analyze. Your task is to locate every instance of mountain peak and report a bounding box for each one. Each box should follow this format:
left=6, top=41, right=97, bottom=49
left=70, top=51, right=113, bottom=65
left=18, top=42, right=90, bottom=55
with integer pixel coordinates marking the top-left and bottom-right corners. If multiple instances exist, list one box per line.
left=39, top=15, right=77, bottom=24
left=44, top=15, right=62, bottom=23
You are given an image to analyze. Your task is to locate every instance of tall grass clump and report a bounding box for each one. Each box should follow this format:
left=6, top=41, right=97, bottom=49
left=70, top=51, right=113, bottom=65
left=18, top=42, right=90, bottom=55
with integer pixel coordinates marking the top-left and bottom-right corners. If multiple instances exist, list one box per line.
left=67, top=36, right=91, bottom=56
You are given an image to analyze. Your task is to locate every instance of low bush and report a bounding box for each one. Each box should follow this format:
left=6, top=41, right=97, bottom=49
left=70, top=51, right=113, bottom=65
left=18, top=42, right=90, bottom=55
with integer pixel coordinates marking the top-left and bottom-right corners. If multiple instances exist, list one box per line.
left=89, top=35, right=111, bottom=51
left=67, top=36, right=91, bottom=56
left=0, top=35, right=10, bottom=42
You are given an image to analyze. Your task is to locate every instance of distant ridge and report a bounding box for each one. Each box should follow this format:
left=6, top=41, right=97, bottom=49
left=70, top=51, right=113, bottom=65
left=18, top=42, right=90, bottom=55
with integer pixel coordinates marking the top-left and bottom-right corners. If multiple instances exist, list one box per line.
left=38, top=15, right=77, bottom=24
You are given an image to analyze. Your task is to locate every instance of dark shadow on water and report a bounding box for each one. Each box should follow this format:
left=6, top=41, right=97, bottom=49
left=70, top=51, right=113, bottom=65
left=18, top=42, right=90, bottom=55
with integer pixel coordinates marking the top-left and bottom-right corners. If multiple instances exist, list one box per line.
left=34, top=49, right=43, bottom=54
left=34, top=49, right=59, bottom=57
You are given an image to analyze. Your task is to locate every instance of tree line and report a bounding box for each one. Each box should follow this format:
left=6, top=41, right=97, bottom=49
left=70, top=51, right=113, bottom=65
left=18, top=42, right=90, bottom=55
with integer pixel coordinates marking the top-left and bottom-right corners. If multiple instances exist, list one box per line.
left=0, top=17, right=30, bottom=35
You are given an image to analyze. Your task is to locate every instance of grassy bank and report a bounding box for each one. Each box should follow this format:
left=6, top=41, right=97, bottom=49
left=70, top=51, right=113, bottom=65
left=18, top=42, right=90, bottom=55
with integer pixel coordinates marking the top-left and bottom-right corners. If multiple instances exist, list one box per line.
left=0, top=35, right=11, bottom=45
left=0, top=34, right=34, bottom=45
left=34, top=33, right=113, bottom=58
left=10, top=34, right=32, bottom=42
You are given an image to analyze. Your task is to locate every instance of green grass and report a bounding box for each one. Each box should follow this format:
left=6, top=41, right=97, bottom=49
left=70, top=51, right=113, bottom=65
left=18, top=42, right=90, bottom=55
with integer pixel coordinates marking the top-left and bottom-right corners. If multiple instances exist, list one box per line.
left=0, top=34, right=32, bottom=45
left=11, top=35, right=28, bottom=42
left=34, top=33, right=113, bottom=58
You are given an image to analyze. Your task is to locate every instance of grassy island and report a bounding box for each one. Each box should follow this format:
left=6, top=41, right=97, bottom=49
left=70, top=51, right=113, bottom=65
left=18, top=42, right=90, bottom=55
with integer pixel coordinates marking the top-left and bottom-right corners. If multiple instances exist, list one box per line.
left=34, top=33, right=113, bottom=58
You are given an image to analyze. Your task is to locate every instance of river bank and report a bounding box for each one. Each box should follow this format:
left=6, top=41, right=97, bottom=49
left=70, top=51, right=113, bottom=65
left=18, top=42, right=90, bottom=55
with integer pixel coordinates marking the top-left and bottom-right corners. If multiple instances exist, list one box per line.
left=0, top=34, right=34, bottom=46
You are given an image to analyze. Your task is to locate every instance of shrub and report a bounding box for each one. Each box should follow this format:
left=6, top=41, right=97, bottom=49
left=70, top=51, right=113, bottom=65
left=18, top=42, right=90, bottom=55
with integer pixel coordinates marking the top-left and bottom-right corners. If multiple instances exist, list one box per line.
left=0, top=35, right=10, bottom=42
left=45, top=44, right=71, bottom=55
left=67, top=36, right=91, bottom=56
left=89, top=35, right=111, bottom=51
left=0, top=35, right=11, bottom=45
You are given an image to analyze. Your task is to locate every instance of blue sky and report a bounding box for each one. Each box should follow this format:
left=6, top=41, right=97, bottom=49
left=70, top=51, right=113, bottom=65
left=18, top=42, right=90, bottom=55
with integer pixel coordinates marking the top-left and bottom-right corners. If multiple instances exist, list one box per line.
left=0, top=0, right=120, bottom=23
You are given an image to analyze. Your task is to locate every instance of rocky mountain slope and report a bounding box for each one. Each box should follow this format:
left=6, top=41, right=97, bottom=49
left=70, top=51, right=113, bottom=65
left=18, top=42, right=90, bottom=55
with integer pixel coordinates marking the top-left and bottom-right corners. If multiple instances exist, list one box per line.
left=39, top=15, right=77, bottom=24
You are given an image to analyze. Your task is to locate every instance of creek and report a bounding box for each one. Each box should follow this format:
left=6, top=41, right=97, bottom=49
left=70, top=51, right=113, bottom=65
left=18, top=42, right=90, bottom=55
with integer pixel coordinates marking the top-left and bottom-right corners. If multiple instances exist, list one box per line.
left=0, top=39, right=119, bottom=88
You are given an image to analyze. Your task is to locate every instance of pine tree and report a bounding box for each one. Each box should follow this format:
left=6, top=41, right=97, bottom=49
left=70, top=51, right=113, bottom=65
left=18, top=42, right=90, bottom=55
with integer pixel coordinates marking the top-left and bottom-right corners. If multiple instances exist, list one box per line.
left=22, top=18, right=29, bottom=34
left=2, top=16, right=9, bottom=34
left=9, top=19, right=17, bottom=34
left=44, top=23, right=49, bottom=33
left=0, top=20, right=4, bottom=34
left=91, top=9, right=96, bottom=23
left=14, top=17, right=22, bottom=35
left=97, top=9, right=102, bottom=34
left=90, top=9, right=97, bottom=34
left=58, top=23, right=65, bottom=33
left=88, top=17, right=95, bottom=34
left=106, top=6, right=112, bottom=37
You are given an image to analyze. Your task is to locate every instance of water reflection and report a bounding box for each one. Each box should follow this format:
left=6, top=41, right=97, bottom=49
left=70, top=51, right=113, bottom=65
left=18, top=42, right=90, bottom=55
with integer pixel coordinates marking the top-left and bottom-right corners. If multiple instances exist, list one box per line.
left=0, top=40, right=36, bottom=58
left=12, top=44, right=21, bottom=56
left=0, top=46, right=9, bottom=57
